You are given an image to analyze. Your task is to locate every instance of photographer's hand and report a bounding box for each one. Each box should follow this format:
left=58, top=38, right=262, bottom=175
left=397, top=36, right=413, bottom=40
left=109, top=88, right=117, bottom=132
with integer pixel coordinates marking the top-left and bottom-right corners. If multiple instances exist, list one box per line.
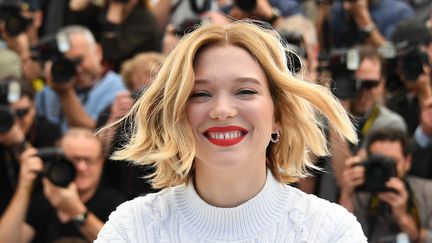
left=228, top=0, right=282, bottom=27
left=42, top=178, right=104, bottom=241
left=2, top=31, right=32, bottom=60
left=0, top=121, right=25, bottom=146
left=378, top=178, right=419, bottom=241
left=417, top=65, right=432, bottom=103
left=42, top=179, right=86, bottom=220
left=339, top=156, right=365, bottom=212
left=43, top=61, right=76, bottom=94
left=18, top=147, right=43, bottom=192
left=345, top=0, right=386, bottom=47
left=0, top=147, right=40, bottom=243
left=420, top=97, right=432, bottom=137
left=42, top=61, right=97, bottom=129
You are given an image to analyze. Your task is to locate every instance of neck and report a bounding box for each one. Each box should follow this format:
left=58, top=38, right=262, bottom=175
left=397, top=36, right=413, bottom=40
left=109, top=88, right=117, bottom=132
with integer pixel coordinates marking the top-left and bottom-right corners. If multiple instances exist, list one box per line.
left=193, top=163, right=267, bottom=208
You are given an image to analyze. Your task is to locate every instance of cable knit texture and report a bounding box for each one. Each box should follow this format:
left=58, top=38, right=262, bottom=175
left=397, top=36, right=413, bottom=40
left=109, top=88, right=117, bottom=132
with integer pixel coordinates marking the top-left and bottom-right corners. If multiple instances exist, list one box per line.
left=95, top=172, right=367, bottom=242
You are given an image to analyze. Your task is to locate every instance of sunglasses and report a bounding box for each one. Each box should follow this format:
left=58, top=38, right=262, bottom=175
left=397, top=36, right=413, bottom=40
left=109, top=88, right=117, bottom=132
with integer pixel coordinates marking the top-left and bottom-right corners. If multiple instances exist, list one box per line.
left=356, top=79, right=380, bottom=90
left=14, top=108, right=30, bottom=118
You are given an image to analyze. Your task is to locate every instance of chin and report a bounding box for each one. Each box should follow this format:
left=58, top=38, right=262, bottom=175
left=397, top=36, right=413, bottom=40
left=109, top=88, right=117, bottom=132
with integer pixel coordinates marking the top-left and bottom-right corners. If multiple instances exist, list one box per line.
left=75, top=179, right=90, bottom=191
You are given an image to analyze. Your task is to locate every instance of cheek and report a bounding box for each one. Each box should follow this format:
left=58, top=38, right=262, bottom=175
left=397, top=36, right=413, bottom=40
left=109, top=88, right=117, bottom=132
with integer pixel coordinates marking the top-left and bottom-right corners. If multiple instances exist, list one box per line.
left=186, top=104, right=200, bottom=130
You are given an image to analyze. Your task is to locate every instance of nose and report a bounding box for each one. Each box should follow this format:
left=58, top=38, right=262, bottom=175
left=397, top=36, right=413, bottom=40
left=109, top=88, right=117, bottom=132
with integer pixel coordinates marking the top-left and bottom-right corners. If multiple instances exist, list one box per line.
left=208, top=94, right=237, bottom=120
left=74, top=159, right=88, bottom=172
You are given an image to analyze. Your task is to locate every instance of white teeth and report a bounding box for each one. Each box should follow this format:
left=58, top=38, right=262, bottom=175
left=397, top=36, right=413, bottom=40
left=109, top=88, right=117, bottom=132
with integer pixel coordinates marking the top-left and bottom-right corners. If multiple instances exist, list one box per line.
left=208, top=131, right=243, bottom=140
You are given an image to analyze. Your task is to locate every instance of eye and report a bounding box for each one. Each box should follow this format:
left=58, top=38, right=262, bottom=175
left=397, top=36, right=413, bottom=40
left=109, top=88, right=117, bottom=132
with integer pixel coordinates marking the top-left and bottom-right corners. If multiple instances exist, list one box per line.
left=190, top=91, right=211, bottom=99
left=236, top=89, right=257, bottom=96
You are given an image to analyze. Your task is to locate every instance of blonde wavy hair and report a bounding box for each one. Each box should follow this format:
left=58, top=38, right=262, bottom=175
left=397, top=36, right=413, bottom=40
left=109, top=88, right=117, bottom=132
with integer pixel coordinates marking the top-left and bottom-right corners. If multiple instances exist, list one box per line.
left=111, top=21, right=357, bottom=188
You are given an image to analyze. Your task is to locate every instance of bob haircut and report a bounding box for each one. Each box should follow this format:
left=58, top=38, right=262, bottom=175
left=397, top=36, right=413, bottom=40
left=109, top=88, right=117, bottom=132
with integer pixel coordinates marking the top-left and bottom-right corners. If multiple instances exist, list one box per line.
left=111, top=21, right=357, bottom=188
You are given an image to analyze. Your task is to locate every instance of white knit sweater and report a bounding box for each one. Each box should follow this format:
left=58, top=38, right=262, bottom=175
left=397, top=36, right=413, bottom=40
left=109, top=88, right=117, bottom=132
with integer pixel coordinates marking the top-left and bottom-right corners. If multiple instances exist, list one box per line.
left=95, top=172, right=367, bottom=242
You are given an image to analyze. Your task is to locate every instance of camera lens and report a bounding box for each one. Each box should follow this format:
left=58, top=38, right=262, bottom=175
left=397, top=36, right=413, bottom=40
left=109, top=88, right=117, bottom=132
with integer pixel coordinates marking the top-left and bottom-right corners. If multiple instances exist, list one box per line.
left=45, top=157, right=76, bottom=187
left=234, top=0, right=257, bottom=11
left=51, top=57, right=79, bottom=83
left=5, top=14, right=28, bottom=36
left=400, top=48, right=429, bottom=81
left=37, top=147, right=77, bottom=187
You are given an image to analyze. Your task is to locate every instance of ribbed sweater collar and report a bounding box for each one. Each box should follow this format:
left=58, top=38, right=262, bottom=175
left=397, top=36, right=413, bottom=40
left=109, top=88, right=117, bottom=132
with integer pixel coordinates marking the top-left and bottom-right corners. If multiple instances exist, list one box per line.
left=171, top=170, right=290, bottom=240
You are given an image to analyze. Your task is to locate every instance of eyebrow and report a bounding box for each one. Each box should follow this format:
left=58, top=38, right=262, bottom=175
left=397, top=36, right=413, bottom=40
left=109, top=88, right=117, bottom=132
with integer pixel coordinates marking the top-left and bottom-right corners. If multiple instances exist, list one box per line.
left=193, top=78, right=263, bottom=86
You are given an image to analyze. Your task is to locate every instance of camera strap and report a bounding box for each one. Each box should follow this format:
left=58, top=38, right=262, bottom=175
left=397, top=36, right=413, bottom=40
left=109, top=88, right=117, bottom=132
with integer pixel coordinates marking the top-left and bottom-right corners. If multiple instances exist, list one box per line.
left=350, top=106, right=380, bottom=153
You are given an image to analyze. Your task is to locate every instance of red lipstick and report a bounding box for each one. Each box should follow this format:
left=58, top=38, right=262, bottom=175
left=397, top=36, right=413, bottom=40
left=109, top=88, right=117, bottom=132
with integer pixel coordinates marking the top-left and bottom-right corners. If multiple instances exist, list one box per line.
left=204, top=126, right=248, bottom=147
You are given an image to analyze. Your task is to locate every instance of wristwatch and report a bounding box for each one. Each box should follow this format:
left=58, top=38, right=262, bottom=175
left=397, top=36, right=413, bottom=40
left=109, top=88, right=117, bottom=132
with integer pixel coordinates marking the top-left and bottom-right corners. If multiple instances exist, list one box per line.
left=267, top=7, right=281, bottom=25
left=359, top=23, right=376, bottom=39
left=72, top=210, right=89, bottom=227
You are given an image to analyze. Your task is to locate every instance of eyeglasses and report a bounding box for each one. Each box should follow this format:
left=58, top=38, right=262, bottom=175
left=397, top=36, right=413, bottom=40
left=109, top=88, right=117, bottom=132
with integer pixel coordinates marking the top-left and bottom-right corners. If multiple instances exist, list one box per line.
left=68, top=156, right=101, bottom=166
left=356, top=79, right=380, bottom=90
left=14, top=108, right=30, bottom=118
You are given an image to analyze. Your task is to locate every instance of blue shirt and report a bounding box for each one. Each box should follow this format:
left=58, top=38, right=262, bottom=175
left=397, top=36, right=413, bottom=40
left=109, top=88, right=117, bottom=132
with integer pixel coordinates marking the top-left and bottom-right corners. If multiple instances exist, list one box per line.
left=36, top=71, right=126, bottom=133
left=330, top=0, right=413, bottom=47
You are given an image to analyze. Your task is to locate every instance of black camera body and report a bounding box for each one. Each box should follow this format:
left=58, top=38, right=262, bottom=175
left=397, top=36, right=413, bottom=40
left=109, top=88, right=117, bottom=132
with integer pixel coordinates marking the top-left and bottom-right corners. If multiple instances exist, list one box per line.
left=37, top=147, right=76, bottom=187
left=280, top=31, right=307, bottom=74
left=319, top=48, right=361, bottom=99
left=0, top=2, right=32, bottom=36
left=0, top=81, right=21, bottom=134
left=356, top=154, right=397, bottom=192
left=31, top=32, right=79, bottom=83
left=380, top=42, right=430, bottom=91
left=234, top=0, right=257, bottom=11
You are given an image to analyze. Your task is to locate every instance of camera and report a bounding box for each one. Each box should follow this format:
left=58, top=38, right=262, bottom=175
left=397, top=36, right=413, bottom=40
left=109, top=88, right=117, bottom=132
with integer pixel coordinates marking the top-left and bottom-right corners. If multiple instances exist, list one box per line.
left=0, top=80, right=21, bottom=134
left=380, top=42, right=430, bottom=91
left=355, top=154, right=397, bottom=192
left=31, top=32, right=80, bottom=83
left=37, top=147, right=76, bottom=187
left=319, top=48, right=361, bottom=99
left=0, top=1, right=32, bottom=36
left=280, top=31, right=307, bottom=74
left=175, top=17, right=211, bottom=36
left=234, top=0, right=256, bottom=11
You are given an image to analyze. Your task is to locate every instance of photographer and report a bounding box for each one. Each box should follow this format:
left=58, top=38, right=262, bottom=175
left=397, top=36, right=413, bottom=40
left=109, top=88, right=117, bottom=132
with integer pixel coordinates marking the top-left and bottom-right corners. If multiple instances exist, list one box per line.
left=328, top=46, right=406, bottom=186
left=35, top=25, right=126, bottom=133
left=0, top=0, right=44, bottom=83
left=339, top=128, right=432, bottom=242
left=386, top=18, right=432, bottom=136
left=97, top=51, right=165, bottom=199
left=0, top=77, right=61, bottom=215
left=409, top=97, right=432, bottom=179
left=99, top=0, right=160, bottom=71
left=0, top=128, right=125, bottom=242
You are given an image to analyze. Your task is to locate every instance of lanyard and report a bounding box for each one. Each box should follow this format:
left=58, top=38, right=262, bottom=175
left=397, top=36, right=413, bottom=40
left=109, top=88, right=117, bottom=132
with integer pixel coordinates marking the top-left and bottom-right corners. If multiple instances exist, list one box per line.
left=361, top=105, right=380, bottom=137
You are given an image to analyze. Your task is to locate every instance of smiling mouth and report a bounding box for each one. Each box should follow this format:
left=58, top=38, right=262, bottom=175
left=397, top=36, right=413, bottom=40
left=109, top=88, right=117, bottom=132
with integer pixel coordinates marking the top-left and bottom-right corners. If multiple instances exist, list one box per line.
left=203, top=127, right=248, bottom=146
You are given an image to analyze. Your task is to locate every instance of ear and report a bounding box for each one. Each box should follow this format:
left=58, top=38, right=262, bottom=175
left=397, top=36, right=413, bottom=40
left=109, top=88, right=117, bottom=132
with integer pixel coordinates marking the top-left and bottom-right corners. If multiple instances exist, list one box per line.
left=273, top=120, right=281, bottom=133
left=95, top=43, right=103, bottom=63
left=404, top=154, right=412, bottom=173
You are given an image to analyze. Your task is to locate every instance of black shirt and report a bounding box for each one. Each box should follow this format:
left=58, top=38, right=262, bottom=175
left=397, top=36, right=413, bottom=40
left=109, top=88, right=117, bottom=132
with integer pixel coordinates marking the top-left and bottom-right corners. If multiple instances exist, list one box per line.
left=27, top=187, right=125, bottom=243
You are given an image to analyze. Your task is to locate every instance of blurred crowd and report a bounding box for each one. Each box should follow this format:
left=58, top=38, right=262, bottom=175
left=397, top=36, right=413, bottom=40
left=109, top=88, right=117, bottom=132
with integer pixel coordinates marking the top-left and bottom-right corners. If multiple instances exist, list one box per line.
left=0, top=0, right=431, bottom=242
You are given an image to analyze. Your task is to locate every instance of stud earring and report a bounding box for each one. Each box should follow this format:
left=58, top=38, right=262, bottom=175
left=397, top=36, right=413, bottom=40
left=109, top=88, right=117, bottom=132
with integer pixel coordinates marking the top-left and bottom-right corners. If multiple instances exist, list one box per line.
left=270, top=131, right=280, bottom=143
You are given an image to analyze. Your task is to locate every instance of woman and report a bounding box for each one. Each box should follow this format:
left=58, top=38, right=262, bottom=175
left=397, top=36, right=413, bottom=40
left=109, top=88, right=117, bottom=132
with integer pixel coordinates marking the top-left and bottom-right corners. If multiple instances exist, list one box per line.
left=96, top=21, right=366, bottom=242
